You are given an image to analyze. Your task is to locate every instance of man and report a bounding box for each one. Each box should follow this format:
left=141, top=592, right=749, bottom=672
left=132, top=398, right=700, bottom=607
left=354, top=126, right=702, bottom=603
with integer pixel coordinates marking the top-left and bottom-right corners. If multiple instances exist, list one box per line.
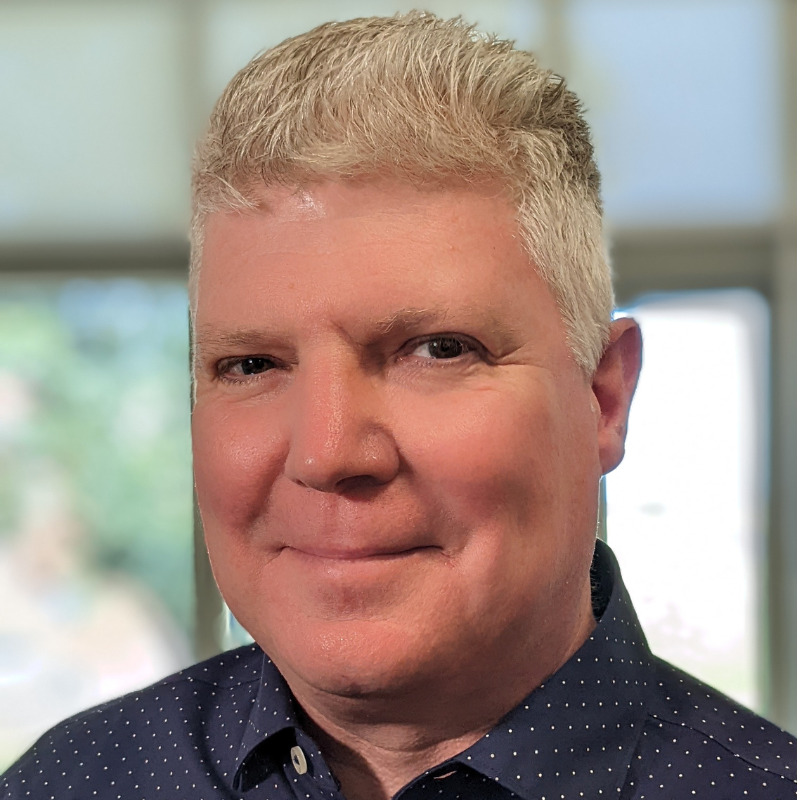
left=1, top=12, right=795, bottom=800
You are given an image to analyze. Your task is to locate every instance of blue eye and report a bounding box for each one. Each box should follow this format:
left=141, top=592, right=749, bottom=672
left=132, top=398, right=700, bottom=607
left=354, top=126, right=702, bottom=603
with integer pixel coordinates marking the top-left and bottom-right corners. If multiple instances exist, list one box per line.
left=218, top=356, right=277, bottom=380
left=239, top=357, right=273, bottom=375
left=411, top=336, right=473, bottom=359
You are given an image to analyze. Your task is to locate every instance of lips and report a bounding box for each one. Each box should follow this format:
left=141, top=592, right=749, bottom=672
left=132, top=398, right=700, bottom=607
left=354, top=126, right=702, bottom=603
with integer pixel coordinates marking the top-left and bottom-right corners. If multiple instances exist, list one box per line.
left=281, top=544, right=440, bottom=561
left=276, top=545, right=443, bottom=593
left=265, top=489, right=448, bottom=565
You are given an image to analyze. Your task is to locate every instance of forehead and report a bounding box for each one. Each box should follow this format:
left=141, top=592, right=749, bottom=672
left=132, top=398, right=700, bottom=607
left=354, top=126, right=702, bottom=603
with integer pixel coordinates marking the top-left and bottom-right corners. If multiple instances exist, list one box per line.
left=202, top=178, right=518, bottom=253
left=194, top=179, right=564, bottom=347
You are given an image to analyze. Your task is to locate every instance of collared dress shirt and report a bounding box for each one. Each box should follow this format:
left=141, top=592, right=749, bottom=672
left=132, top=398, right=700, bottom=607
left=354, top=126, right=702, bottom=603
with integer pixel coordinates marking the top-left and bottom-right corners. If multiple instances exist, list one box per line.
left=1, top=541, right=795, bottom=799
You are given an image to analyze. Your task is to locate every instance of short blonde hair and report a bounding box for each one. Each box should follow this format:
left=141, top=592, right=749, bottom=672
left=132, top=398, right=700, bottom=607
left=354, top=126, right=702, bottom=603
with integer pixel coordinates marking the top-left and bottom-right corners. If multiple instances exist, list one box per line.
left=191, top=12, right=613, bottom=375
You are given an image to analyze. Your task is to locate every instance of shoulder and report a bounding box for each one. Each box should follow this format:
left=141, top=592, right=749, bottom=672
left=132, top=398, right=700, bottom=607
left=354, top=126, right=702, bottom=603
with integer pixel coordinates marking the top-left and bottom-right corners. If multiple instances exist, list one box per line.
left=630, top=657, right=796, bottom=798
left=0, top=644, right=265, bottom=799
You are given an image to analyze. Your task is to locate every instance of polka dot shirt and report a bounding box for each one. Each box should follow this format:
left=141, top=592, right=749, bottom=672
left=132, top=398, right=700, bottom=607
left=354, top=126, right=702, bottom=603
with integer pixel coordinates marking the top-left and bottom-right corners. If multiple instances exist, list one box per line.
left=1, top=541, right=795, bottom=799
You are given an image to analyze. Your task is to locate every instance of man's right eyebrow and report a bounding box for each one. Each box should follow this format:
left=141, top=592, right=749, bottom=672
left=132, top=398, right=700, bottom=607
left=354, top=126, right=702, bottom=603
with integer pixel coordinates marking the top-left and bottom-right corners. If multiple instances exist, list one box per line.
left=193, top=327, right=279, bottom=353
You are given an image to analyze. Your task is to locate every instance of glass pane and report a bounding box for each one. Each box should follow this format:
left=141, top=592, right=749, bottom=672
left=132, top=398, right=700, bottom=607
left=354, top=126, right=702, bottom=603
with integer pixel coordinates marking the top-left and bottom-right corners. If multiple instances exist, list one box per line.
left=0, top=4, right=189, bottom=242
left=0, top=278, right=193, bottom=768
left=204, top=0, right=545, bottom=110
left=566, top=0, right=782, bottom=227
left=606, top=290, right=768, bottom=712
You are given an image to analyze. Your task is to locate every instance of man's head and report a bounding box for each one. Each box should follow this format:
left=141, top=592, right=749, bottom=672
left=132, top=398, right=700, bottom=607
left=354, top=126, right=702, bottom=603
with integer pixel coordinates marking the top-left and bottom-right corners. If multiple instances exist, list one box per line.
left=191, top=12, right=612, bottom=376
left=189, top=13, right=641, bottom=720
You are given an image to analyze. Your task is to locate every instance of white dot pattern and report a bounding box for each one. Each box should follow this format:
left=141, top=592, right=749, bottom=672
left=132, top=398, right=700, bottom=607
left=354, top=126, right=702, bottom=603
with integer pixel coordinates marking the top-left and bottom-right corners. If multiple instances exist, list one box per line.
left=1, top=542, right=795, bottom=799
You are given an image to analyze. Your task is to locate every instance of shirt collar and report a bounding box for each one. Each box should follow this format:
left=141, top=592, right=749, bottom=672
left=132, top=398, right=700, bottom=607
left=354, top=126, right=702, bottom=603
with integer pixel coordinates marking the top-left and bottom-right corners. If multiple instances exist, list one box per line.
left=232, top=654, right=298, bottom=792
left=233, top=653, right=346, bottom=793
left=234, top=540, right=655, bottom=797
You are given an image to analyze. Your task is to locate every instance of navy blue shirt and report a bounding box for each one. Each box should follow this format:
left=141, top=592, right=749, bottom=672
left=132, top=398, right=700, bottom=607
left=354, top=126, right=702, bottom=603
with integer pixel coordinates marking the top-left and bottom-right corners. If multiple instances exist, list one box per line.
left=2, top=541, right=795, bottom=799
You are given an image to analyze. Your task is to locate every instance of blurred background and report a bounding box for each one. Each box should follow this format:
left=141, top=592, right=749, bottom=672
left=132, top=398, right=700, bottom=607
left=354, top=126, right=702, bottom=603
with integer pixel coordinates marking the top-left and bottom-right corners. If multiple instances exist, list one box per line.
left=0, top=0, right=795, bottom=768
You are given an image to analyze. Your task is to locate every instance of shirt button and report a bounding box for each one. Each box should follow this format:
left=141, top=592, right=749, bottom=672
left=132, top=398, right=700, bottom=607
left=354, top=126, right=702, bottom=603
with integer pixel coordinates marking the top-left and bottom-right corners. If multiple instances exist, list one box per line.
left=290, top=745, right=308, bottom=775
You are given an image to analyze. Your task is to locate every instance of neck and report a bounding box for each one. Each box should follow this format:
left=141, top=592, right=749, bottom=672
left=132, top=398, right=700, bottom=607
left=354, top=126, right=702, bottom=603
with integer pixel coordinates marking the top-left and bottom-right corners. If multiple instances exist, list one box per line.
left=300, top=709, right=492, bottom=800
left=286, top=608, right=596, bottom=800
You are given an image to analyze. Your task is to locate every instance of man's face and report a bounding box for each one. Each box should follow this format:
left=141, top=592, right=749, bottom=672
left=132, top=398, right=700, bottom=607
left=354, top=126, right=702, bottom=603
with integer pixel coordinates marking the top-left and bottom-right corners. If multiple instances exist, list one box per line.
left=192, top=180, right=635, bottom=704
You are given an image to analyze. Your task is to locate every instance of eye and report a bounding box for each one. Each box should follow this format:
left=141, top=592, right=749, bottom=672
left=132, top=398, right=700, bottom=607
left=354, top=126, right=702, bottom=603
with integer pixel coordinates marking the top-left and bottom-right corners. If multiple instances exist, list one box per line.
left=410, top=336, right=476, bottom=360
left=217, top=356, right=278, bottom=380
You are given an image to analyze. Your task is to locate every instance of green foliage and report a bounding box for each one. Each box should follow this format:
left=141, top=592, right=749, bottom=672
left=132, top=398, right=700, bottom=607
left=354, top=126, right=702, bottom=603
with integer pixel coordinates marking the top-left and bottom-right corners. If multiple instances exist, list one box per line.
left=0, top=279, right=193, bottom=632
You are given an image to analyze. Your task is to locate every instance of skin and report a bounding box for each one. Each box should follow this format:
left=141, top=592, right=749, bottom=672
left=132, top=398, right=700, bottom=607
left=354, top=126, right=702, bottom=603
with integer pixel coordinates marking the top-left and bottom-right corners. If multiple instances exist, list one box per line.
left=192, top=179, right=642, bottom=800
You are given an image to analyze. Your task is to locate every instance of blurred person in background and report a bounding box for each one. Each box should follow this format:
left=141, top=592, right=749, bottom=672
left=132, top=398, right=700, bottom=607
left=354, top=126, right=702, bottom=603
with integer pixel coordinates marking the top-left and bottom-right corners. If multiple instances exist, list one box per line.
left=1, top=12, right=795, bottom=800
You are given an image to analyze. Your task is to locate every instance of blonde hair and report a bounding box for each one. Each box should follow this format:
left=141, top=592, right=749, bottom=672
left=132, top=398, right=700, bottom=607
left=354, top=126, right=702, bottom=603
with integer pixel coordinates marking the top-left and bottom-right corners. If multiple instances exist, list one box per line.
left=191, top=12, right=613, bottom=375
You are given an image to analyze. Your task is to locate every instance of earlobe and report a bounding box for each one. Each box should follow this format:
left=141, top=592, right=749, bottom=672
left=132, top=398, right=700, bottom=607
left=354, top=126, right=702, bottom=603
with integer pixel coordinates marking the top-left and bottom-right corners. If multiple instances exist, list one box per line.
left=593, top=318, right=643, bottom=474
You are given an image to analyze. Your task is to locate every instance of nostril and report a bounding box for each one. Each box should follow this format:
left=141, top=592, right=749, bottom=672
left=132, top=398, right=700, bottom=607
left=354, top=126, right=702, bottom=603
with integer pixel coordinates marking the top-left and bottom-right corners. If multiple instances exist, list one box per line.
left=284, top=427, right=400, bottom=493
left=333, top=472, right=395, bottom=495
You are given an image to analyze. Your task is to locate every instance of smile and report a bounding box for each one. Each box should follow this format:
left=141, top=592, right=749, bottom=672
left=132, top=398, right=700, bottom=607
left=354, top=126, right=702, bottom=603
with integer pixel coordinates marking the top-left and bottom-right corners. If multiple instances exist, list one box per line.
left=280, top=545, right=440, bottom=562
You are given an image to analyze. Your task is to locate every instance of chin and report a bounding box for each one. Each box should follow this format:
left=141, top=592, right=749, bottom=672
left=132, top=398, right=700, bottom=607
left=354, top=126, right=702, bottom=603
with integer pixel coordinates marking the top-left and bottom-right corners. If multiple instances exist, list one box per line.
left=258, top=617, right=449, bottom=700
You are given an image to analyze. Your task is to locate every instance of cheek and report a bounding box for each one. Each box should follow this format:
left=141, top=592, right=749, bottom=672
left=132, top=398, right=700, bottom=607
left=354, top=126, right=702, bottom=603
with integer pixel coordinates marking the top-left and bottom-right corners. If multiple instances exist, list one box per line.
left=408, top=387, right=557, bottom=503
left=191, top=403, right=286, bottom=530
left=402, top=381, right=599, bottom=542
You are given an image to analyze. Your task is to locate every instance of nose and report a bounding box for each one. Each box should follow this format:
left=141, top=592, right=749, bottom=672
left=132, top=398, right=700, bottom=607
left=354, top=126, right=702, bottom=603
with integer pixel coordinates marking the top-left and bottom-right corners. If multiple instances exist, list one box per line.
left=283, top=359, right=400, bottom=493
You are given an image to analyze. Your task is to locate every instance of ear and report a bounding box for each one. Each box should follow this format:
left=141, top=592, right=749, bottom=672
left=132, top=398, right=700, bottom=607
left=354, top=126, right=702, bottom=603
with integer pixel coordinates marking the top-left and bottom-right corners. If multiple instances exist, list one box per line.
left=593, top=318, right=642, bottom=474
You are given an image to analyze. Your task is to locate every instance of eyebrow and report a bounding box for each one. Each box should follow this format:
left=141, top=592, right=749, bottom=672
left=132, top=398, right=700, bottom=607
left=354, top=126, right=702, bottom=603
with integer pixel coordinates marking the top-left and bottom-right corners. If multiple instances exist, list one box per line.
left=369, top=306, right=523, bottom=352
left=192, top=326, right=286, bottom=364
left=373, top=307, right=455, bottom=335
left=194, top=326, right=274, bottom=350
left=193, top=306, right=522, bottom=354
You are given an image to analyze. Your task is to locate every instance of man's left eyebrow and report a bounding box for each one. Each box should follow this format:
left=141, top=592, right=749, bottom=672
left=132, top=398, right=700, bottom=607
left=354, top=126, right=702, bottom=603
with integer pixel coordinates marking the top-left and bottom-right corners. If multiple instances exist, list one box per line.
left=370, top=306, right=521, bottom=348
left=372, top=308, right=448, bottom=335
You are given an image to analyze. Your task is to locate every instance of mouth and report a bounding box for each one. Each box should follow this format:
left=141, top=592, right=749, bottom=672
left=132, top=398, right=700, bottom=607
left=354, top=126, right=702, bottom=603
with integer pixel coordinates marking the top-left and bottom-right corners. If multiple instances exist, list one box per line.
left=281, top=545, right=440, bottom=562
left=274, top=544, right=443, bottom=613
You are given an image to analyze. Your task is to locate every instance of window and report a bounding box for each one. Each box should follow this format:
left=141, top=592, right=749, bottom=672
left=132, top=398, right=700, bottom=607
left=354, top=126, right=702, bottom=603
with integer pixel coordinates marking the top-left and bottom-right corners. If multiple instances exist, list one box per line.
left=606, top=290, right=769, bottom=710
left=0, top=278, right=193, bottom=766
